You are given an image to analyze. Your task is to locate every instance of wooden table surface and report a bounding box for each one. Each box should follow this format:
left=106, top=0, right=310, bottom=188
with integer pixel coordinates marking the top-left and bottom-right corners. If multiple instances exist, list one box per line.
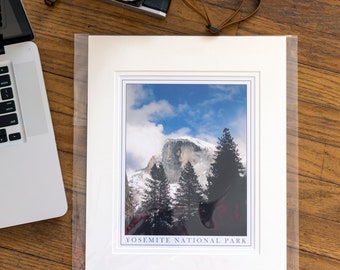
left=0, top=0, right=339, bottom=269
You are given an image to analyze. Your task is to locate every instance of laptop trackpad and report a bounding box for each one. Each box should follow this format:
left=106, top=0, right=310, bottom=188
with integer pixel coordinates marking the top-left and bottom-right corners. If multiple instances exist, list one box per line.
left=14, top=61, right=48, bottom=137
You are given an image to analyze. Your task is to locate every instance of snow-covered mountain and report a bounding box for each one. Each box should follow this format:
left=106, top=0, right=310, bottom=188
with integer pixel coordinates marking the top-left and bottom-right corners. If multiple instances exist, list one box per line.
left=127, top=137, right=216, bottom=208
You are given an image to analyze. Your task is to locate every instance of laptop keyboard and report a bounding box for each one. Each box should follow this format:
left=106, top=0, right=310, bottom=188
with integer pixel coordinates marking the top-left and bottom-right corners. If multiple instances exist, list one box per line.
left=0, top=63, right=24, bottom=146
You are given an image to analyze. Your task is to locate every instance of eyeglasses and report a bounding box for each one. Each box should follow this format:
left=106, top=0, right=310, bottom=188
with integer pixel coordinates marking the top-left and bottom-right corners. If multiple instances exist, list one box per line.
left=183, top=0, right=262, bottom=34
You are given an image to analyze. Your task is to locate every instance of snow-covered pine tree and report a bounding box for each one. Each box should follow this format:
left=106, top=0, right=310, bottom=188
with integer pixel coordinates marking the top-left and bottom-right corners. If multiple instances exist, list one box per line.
left=140, top=163, right=173, bottom=235
left=174, top=161, right=204, bottom=225
left=125, top=173, right=135, bottom=227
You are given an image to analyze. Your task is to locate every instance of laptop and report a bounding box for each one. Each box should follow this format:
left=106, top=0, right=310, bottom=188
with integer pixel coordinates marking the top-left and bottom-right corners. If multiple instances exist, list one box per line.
left=0, top=0, right=67, bottom=228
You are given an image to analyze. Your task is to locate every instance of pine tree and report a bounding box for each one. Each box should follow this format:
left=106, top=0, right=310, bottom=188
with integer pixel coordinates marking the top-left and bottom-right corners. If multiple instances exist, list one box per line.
left=205, top=128, right=244, bottom=202
left=140, top=163, right=173, bottom=235
left=174, top=161, right=204, bottom=225
left=200, top=128, right=246, bottom=231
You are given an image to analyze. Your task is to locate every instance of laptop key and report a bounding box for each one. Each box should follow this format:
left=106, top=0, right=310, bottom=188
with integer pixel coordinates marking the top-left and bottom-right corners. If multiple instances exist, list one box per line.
left=9, top=132, right=21, bottom=141
left=0, top=66, right=9, bottom=74
left=0, top=74, right=11, bottom=87
left=0, top=136, right=7, bottom=143
left=0, top=113, right=18, bottom=128
left=0, top=128, right=7, bottom=143
left=1, top=87, right=13, bottom=100
left=0, top=101, right=16, bottom=115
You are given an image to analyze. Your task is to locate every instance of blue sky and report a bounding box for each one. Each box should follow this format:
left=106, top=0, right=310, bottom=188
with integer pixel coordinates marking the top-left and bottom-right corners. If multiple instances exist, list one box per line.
left=125, top=82, right=247, bottom=173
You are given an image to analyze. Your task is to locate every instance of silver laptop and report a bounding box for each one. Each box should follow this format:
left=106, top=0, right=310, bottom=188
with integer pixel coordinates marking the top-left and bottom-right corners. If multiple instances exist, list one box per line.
left=0, top=0, right=67, bottom=228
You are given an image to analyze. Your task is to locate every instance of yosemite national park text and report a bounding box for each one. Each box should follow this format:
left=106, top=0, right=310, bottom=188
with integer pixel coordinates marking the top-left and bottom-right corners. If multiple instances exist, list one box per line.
left=122, top=235, right=250, bottom=247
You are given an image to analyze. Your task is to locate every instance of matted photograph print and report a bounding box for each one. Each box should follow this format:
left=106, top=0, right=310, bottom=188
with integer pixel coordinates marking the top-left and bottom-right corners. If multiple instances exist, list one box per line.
left=122, top=78, right=254, bottom=248
left=85, top=35, right=291, bottom=270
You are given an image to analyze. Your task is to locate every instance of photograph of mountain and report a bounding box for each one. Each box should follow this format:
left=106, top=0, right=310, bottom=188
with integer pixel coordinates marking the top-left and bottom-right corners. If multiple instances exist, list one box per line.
left=124, top=81, right=248, bottom=238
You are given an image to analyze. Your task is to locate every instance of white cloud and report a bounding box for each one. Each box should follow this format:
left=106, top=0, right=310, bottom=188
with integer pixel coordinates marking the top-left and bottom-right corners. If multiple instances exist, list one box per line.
left=125, top=84, right=173, bottom=173
left=196, top=133, right=218, bottom=145
left=126, top=122, right=166, bottom=174
left=126, top=84, right=149, bottom=108
left=127, top=85, right=174, bottom=124
left=201, top=85, right=242, bottom=106
left=177, top=103, right=189, bottom=113
left=167, top=127, right=191, bottom=138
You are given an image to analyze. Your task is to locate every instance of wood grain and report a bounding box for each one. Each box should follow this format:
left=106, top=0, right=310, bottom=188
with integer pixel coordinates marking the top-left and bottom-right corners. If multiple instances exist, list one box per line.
left=0, top=0, right=339, bottom=269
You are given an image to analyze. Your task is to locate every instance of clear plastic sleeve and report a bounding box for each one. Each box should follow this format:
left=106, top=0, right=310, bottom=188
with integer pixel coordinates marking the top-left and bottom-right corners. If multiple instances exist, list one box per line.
left=73, top=34, right=298, bottom=270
